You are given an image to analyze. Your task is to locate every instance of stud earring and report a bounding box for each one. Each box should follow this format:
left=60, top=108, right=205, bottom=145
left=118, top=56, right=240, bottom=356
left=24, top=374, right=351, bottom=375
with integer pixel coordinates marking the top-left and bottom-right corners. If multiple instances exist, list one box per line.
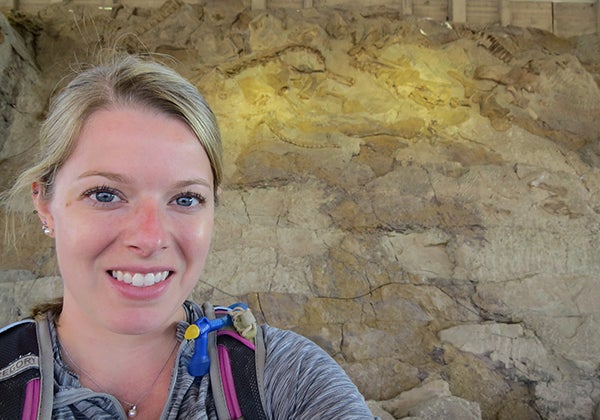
left=42, top=224, right=53, bottom=236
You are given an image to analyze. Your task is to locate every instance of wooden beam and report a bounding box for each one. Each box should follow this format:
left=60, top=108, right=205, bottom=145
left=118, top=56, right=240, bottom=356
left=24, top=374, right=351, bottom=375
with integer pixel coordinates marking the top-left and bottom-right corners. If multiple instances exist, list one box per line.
left=303, top=0, right=313, bottom=7
left=402, top=0, right=413, bottom=15
left=450, top=0, right=466, bottom=23
left=509, top=0, right=594, bottom=3
left=500, top=0, right=511, bottom=26
left=597, top=0, right=600, bottom=34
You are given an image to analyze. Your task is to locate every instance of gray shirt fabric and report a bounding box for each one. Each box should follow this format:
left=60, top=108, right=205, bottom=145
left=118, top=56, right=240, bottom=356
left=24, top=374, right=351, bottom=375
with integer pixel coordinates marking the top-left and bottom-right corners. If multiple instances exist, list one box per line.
left=49, top=301, right=374, bottom=419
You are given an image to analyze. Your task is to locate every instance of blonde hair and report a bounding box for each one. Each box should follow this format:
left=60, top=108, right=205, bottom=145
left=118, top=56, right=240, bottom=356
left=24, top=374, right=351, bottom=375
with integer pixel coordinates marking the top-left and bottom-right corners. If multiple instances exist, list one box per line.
left=6, top=54, right=223, bottom=207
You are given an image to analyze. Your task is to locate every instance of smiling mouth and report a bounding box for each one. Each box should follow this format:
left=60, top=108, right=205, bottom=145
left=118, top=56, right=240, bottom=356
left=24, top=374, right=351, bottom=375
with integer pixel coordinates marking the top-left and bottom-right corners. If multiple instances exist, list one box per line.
left=110, top=270, right=171, bottom=287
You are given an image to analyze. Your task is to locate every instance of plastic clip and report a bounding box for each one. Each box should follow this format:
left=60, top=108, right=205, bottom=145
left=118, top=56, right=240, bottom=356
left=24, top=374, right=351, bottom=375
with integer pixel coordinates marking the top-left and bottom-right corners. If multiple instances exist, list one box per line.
left=186, top=315, right=232, bottom=376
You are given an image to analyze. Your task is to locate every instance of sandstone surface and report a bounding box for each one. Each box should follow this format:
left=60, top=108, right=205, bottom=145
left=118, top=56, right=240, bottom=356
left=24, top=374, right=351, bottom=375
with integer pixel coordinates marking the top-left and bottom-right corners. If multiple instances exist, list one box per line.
left=1, top=2, right=599, bottom=418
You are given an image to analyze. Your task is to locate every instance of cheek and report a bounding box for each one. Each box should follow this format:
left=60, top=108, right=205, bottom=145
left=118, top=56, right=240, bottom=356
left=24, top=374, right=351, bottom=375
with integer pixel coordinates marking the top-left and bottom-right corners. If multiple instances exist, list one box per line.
left=52, top=212, right=114, bottom=259
left=179, top=218, right=215, bottom=257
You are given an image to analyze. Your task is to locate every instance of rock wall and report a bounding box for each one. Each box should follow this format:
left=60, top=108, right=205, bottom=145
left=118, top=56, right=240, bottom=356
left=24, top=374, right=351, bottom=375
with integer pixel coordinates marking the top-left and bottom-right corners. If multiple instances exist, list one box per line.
left=1, top=1, right=599, bottom=419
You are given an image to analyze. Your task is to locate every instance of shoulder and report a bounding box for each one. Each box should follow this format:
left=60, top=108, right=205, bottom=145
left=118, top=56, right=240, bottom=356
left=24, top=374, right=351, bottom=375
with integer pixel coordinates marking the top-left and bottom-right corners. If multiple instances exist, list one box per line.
left=261, top=325, right=374, bottom=419
left=261, top=324, right=346, bottom=370
left=0, top=319, right=39, bottom=358
left=0, top=318, right=36, bottom=334
left=0, top=319, right=46, bottom=417
left=0, top=316, right=54, bottom=371
left=261, top=324, right=320, bottom=353
left=261, top=324, right=348, bottom=380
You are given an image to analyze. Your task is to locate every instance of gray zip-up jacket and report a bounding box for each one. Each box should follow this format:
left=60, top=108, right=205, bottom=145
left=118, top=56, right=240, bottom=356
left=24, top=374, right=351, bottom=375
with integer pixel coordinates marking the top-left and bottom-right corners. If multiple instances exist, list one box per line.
left=49, top=301, right=374, bottom=419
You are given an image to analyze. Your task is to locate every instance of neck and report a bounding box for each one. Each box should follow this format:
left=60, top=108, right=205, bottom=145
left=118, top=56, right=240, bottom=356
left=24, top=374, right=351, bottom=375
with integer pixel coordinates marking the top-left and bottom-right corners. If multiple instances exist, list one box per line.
left=55, top=306, right=183, bottom=417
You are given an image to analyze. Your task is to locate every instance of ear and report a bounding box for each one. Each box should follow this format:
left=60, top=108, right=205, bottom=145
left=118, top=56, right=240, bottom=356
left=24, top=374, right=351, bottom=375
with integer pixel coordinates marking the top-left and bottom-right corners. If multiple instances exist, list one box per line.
left=32, top=182, right=55, bottom=237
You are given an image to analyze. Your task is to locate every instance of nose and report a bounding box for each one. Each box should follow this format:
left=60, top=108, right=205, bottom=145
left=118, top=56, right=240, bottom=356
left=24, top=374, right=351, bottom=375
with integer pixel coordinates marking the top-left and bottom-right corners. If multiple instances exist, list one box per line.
left=124, top=200, right=168, bottom=257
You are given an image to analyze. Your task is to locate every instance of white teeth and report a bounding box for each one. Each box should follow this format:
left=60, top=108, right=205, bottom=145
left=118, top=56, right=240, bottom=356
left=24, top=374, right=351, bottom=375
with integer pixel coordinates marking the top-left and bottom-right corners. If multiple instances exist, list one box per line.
left=143, top=273, right=156, bottom=286
left=123, top=272, right=132, bottom=284
left=132, top=273, right=144, bottom=287
left=112, top=270, right=170, bottom=287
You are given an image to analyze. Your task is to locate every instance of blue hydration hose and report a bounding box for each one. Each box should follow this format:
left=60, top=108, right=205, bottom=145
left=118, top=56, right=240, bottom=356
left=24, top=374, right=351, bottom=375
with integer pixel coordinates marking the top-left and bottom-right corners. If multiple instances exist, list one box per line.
left=185, top=315, right=232, bottom=376
left=185, top=303, right=249, bottom=377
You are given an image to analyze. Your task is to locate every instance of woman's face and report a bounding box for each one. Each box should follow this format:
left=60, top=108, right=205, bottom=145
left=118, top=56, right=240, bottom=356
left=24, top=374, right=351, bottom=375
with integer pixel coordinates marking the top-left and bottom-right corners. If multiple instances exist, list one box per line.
left=34, top=106, right=216, bottom=335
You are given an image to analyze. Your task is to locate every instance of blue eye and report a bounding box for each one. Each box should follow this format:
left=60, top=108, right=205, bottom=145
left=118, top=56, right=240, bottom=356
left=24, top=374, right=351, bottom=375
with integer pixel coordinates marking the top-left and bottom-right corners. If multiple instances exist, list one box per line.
left=95, top=191, right=117, bottom=202
left=173, top=193, right=205, bottom=207
left=83, top=186, right=123, bottom=205
left=176, top=196, right=196, bottom=207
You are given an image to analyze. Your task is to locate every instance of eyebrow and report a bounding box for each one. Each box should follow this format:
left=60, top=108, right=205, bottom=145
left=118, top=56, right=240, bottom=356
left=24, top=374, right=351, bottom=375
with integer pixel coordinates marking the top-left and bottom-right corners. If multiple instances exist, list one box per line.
left=78, top=171, right=212, bottom=190
left=173, top=179, right=213, bottom=190
left=78, top=171, right=132, bottom=184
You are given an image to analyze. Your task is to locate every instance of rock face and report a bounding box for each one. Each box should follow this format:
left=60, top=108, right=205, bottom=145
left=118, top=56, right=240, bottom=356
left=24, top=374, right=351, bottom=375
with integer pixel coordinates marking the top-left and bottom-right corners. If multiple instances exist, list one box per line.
left=1, top=2, right=599, bottom=419
left=0, top=11, right=43, bottom=194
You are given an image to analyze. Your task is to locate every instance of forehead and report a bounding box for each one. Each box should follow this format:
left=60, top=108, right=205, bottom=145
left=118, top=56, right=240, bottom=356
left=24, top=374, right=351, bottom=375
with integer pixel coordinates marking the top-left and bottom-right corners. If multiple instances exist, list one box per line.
left=59, top=106, right=214, bottom=186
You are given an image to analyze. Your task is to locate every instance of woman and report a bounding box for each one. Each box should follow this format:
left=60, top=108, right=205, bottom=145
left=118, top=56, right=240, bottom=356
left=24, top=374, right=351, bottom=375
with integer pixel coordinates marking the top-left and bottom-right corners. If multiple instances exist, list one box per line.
left=1, top=55, right=374, bottom=419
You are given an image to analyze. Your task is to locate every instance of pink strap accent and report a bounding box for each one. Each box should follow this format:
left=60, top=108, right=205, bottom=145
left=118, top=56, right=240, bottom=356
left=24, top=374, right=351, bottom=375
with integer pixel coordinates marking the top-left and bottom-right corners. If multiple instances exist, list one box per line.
left=22, top=378, right=40, bottom=420
left=217, top=329, right=256, bottom=351
left=218, top=345, right=242, bottom=419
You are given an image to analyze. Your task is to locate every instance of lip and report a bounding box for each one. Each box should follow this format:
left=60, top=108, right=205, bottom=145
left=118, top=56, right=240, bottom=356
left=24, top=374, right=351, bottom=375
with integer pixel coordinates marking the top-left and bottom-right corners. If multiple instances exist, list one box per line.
left=107, top=268, right=174, bottom=300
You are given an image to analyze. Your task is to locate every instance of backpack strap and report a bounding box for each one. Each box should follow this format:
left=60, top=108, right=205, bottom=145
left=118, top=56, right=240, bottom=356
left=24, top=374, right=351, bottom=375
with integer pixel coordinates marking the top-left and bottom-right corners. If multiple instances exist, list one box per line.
left=191, top=302, right=267, bottom=420
left=254, top=324, right=267, bottom=414
left=216, top=327, right=268, bottom=420
left=0, top=317, right=53, bottom=420
left=203, top=302, right=229, bottom=419
left=35, top=317, right=54, bottom=419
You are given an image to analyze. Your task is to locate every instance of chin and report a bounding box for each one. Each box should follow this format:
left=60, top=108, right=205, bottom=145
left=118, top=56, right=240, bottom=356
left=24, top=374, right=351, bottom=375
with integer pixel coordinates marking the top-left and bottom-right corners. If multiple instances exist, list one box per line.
left=109, top=306, right=181, bottom=336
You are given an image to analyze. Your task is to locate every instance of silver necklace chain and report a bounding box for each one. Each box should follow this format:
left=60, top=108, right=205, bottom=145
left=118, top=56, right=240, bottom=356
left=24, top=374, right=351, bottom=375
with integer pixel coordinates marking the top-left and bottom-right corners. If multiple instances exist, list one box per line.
left=60, top=338, right=178, bottom=418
